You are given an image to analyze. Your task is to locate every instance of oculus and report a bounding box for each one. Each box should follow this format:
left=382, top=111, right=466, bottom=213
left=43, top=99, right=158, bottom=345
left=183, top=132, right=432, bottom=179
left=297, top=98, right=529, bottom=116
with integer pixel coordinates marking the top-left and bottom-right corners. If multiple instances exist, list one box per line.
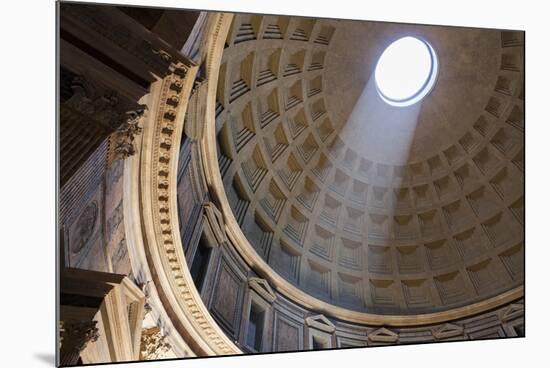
left=374, top=36, right=438, bottom=107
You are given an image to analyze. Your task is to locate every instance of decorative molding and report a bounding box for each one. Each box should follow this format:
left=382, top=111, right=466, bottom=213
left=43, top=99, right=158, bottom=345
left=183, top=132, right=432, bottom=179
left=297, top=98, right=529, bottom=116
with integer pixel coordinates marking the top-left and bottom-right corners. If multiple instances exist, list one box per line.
left=63, top=74, right=124, bottom=130
left=123, top=149, right=196, bottom=359
left=184, top=79, right=208, bottom=141
left=432, top=323, right=464, bottom=340
left=59, top=319, right=100, bottom=366
left=132, top=12, right=240, bottom=356
left=248, top=277, right=277, bottom=304
left=368, top=327, right=399, bottom=343
left=203, top=201, right=228, bottom=245
left=61, top=5, right=180, bottom=79
left=305, top=314, right=335, bottom=334
left=59, top=269, right=146, bottom=364
left=498, top=303, right=524, bottom=322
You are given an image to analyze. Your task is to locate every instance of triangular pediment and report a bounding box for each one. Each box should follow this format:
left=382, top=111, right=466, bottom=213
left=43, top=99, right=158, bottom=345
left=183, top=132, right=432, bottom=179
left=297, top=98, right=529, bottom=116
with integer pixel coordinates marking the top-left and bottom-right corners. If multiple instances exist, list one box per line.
left=368, top=327, right=398, bottom=343
left=432, top=323, right=464, bottom=340
left=203, top=202, right=227, bottom=245
left=305, top=314, right=335, bottom=333
left=499, top=303, right=524, bottom=322
left=248, top=277, right=277, bottom=303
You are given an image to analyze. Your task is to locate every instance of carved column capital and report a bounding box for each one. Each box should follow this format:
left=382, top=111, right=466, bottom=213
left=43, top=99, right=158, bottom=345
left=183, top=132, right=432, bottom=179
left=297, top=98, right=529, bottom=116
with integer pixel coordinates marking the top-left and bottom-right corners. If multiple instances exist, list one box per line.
left=60, top=320, right=100, bottom=351
left=59, top=320, right=100, bottom=365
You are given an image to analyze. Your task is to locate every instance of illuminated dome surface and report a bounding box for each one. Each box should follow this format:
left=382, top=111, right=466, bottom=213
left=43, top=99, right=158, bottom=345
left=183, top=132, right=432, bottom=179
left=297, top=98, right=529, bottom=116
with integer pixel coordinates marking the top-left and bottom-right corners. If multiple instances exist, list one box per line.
left=375, top=36, right=438, bottom=106
left=215, top=16, right=524, bottom=315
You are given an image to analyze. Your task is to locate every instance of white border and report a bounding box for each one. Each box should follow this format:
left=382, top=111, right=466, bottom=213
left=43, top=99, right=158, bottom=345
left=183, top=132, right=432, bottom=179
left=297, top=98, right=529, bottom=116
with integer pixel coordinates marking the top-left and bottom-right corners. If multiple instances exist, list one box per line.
left=1, top=0, right=547, bottom=367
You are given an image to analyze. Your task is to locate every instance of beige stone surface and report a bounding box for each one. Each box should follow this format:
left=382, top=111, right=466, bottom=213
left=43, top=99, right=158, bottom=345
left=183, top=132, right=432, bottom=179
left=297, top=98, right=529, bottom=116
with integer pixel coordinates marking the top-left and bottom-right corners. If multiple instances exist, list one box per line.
left=211, top=14, right=524, bottom=316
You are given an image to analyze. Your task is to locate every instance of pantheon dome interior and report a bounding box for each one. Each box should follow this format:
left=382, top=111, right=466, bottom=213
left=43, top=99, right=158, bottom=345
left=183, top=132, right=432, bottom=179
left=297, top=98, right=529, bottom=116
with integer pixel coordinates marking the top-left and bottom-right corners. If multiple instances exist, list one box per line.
left=57, top=2, right=524, bottom=365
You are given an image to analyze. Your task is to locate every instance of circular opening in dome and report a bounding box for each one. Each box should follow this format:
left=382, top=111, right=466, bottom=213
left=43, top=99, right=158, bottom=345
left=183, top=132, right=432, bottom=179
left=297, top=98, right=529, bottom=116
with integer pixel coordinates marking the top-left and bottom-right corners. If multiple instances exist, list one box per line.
left=375, top=36, right=438, bottom=107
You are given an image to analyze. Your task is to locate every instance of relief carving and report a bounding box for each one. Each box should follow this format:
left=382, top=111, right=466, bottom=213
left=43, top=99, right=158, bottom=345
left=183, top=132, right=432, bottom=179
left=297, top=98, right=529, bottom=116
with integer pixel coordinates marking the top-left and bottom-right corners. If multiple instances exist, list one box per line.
left=110, top=109, right=146, bottom=161
left=136, top=280, right=153, bottom=315
left=59, top=319, right=100, bottom=352
left=72, top=201, right=98, bottom=254
left=139, top=326, right=171, bottom=360
left=151, top=48, right=173, bottom=63
left=111, top=236, right=128, bottom=271
left=64, top=75, right=123, bottom=130
left=107, top=200, right=124, bottom=241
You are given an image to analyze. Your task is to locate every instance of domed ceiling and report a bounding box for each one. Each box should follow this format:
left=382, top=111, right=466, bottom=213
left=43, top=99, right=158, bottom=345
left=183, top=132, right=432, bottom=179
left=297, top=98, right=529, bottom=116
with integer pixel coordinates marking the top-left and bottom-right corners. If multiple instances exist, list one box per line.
left=214, top=14, right=524, bottom=315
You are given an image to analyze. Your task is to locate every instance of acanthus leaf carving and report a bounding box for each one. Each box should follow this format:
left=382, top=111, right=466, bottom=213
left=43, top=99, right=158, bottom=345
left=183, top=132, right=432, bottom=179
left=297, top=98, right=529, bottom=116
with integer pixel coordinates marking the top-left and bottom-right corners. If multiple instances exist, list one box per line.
left=110, top=108, right=146, bottom=162
left=59, top=319, right=100, bottom=352
left=139, top=326, right=171, bottom=360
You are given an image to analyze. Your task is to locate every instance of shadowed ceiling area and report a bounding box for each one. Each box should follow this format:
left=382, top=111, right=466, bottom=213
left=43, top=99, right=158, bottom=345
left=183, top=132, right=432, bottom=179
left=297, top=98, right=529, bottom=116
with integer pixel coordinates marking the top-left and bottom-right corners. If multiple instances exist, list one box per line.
left=214, top=14, right=524, bottom=315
